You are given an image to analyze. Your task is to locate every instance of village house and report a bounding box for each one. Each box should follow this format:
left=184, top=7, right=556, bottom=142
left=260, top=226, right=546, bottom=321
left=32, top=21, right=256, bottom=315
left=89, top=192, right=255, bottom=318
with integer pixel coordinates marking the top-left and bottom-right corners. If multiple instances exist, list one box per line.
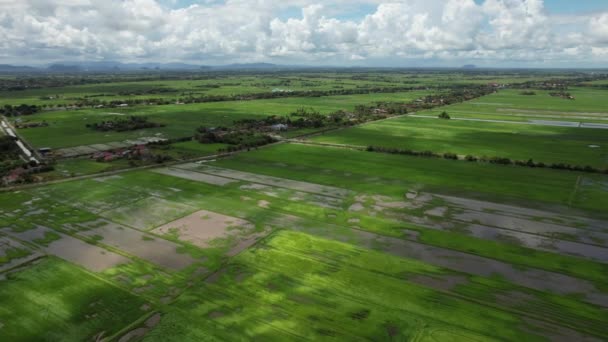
left=270, top=123, right=289, bottom=131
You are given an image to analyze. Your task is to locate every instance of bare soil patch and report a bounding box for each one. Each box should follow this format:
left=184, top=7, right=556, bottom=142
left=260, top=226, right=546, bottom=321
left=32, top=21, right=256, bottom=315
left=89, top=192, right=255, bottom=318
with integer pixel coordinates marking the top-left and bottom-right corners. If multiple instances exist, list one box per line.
left=79, top=221, right=196, bottom=270
left=348, top=203, right=364, bottom=212
left=257, top=200, right=270, bottom=208
left=180, top=165, right=353, bottom=198
left=438, top=194, right=608, bottom=233
left=6, top=226, right=128, bottom=272
left=226, top=229, right=271, bottom=257
left=100, top=197, right=196, bottom=231
left=152, top=167, right=236, bottom=186
left=409, top=274, right=468, bottom=291
left=0, top=236, right=42, bottom=272
left=456, top=211, right=608, bottom=247
left=208, top=311, right=225, bottom=319
left=145, top=313, right=162, bottom=328
left=153, top=210, right=264, bottom=254
left=293, top=222, right=608, bottom=307
left=425, top=207, right=448, bottom=217
left=118, top=328, right=147, bottom=342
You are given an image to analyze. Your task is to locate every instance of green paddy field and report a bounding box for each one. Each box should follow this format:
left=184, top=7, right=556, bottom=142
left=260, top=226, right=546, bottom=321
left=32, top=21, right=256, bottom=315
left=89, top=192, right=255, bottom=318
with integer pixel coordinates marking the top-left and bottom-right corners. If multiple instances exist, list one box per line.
left=2, top=70, right=608, bottom=341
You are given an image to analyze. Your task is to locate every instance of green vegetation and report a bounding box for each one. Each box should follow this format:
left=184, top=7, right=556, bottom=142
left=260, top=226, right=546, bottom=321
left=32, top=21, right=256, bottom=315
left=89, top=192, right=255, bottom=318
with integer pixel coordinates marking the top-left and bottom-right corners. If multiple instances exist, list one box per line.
left=2, top=70, right=608, bottom=341
left=214, top=143, right=608, bottom=212
left=310, top=116, right=608, bottom=168
left=0, top=257, right=148, bottom=341
left=148, top=231, right=547, bottom=341
left=14, top=91, right=430, bottom=149
left=0, top=246, right=30, bottom=265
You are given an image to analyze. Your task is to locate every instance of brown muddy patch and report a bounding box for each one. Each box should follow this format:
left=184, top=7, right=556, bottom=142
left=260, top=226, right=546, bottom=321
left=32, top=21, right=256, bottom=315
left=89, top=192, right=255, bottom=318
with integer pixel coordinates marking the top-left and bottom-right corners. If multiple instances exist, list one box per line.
left=425, top=207, right=448, bottom=217
left=409, top=274, right=468, bottom=291
left=205, top=268, right=228, bottom=284
left=118, top=313, right=162, bottom=342
left=467, top=224, right=608, bottom=263
left=145, top=313, right=162, bottom=328
left=153, top=210, right=254, bottom=248
left=118, top=328, right=147, bottom=342
left=521, top=317, right=602, bottom=342
left=348, top=203, right=364, bottom=212
left=257, top=200, right=270, bottom=208
left=293, top=223, right=608, bottom=307
left=0, top=236, right=42, bottom=272
left=438, top=194, right=608, bottom=233
left=402, top=229, right=420, bottom=241
left=494, top=290, right=536, bottom=306
left=8, top=226, right=128, bottom=272
left=226, top=229, right=272, bottom=257
left=208, top=311, right=225, bottom=319
left=455, top=210, right=608, bottom=248
left=183, top=165, right=353, bottom=198
left=80, top=221, right=196, bottom=270
left=152, top=167, right=236, bottom=186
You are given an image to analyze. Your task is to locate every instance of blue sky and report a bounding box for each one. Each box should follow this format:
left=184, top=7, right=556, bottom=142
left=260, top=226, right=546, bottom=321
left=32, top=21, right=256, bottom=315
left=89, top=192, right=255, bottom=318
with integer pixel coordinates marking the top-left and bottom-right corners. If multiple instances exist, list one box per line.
left=163, top=0, right=608, bottom=16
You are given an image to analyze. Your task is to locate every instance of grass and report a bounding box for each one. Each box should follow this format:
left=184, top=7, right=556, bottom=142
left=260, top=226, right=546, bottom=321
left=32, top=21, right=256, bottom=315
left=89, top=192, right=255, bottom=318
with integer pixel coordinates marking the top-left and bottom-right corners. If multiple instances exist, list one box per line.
left=0, top=246, right=30, bottom=265
left=0, top=257, right=148, bottom=341
left=213, top=143, right=608, bottom=213
left=428, top=87, right=608, bottom=122
left=33, top=231, right=61, bottom=246
left=310, top=116, right=608, bottom=168
left=3, top=71, right=608, bottom=341
left=14, top=91, right=429, bottom=149
left=146, top=230, right=550, bottom=341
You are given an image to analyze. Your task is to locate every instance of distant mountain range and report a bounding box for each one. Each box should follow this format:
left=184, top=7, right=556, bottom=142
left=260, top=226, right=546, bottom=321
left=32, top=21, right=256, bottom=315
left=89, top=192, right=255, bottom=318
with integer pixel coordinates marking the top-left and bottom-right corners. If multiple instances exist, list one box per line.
left=0, top=61, right=303, bottom=73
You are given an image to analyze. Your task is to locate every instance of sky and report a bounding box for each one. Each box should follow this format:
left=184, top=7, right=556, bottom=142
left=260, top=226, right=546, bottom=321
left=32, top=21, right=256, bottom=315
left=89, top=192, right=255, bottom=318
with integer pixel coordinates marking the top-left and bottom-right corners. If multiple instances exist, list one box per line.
left=1, top=0, right=607, bottom=68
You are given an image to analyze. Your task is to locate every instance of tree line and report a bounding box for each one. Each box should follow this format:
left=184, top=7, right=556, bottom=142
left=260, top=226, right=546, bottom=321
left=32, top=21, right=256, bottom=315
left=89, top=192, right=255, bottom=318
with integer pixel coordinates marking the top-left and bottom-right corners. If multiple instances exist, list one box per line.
left=366, top=146, right=608, bottom=174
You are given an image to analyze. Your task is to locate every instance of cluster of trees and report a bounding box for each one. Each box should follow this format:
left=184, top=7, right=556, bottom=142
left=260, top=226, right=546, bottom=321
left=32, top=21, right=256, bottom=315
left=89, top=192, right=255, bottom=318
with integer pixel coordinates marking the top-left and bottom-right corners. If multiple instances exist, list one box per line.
left=14, top=121, right=48, bottom=129
left=438, top=111, right=451, bottom=119
left=116, top=87, right=177, bottom=96
left=0, top=73, right=224, bottom=92
left=0, top=104, right=40, bottom=116
left=1, top=136, right=25, bottom=180
left=549, top=92, right=574, bottom=100
left=86, top=116, right=165, bottom=132
left=49, top=85, right=427, bottom=110
left=229, top=102, right=410, bottom=134
left=366, top=146, right=456, bottom=160
left=195, top=126, right=276, bottom=151
left=520, top=91, right=536, bottom=95
left=366, top=145, right=608, bottom=174
left=0, top=136, right=53, bottom=184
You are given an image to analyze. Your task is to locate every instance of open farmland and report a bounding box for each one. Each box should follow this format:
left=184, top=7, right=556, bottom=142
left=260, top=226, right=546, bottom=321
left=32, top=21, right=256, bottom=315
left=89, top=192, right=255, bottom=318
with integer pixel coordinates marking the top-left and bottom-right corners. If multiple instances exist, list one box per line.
left=424, top=87, right=608, bottom=123
left=1, top=69, right=608, bottom=341
left=310, top=116, right=608, bottom=168
left=13, top=91, right=430, bottom=149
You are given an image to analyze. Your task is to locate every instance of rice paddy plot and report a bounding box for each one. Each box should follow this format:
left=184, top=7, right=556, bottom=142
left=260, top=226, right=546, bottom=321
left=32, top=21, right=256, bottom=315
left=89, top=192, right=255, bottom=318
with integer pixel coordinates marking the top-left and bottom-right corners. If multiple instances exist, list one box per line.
left=0, top=257, right=149, bottom=341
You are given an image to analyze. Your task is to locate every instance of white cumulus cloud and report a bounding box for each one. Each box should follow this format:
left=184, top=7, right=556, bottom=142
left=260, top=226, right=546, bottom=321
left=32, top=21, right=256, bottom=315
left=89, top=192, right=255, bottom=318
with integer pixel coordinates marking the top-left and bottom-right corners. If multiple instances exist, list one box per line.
left=0, top=0, right=606, bottom=66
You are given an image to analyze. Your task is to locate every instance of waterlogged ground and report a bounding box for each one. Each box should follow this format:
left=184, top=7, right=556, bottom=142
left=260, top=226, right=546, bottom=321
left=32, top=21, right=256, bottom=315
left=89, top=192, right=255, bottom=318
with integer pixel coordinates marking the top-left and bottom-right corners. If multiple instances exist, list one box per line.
left=2, top=148, right=608, bottom=340
left=2, top=77, right=608, bottom=341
